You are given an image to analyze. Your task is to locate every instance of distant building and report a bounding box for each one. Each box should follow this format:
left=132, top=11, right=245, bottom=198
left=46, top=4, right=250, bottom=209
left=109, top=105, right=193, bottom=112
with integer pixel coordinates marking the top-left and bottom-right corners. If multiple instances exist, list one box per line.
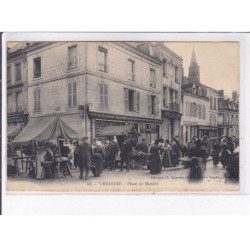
left=218, top=91, right=239, bottom=137
left=134, top=42, right=183, bottom=140
left=181, top=47, right=221, bottom=142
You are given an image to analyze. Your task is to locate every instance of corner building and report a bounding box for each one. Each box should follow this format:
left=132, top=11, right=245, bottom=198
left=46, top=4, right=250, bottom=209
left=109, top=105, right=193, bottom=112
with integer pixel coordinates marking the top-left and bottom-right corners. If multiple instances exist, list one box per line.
left=24, top=42, right=164, bottom=143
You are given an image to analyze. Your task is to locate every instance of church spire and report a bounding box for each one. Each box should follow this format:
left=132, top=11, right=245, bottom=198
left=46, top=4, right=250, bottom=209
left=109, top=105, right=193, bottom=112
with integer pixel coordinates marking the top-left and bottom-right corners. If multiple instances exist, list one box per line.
left=190, top=46, right=197, bottom=65
left=188, top=45, right=200, bottom=85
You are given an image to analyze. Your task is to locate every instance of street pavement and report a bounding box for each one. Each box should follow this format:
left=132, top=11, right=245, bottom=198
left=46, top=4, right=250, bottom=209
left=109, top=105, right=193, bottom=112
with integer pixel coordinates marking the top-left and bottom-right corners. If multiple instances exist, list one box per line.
left=7, top=158, right=239, bottom=192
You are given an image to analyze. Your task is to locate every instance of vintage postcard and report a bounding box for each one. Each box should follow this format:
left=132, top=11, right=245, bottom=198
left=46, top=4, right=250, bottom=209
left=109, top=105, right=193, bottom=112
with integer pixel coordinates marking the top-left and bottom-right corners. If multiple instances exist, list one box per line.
left=3, top=34, right=240, bottom=192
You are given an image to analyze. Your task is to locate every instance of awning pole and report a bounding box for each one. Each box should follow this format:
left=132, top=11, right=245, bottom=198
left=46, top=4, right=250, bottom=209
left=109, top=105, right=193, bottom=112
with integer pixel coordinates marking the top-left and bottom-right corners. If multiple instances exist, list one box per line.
left=20, top=144, right=24, bottom=171
left=34, top=141, right=38, bottom=178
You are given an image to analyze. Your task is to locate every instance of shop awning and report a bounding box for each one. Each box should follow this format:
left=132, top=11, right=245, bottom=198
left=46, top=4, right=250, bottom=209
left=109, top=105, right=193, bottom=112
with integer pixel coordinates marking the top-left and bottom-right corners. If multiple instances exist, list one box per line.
left=7, top=124, right=22, bottom=139
left=12, top=116, right=81, bottom=144
left=97, top=125, right=133, bottom=137
left=198, top=125, right=218, bottom=131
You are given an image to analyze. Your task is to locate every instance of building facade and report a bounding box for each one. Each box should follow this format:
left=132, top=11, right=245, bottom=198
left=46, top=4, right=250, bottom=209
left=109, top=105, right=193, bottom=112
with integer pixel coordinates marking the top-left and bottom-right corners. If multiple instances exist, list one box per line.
left=6, top=42, right=239, bottom=144
left=7, top=44, right=29, bottom=125
left=218, top=91, right=239, bottom=137
left=182, top=89, right=209, bottom=143
left=207, top=87, right=219, bottom=137
left=21, top=42, right=166, bottom=143
left=132, top=42, right=183, bottom=140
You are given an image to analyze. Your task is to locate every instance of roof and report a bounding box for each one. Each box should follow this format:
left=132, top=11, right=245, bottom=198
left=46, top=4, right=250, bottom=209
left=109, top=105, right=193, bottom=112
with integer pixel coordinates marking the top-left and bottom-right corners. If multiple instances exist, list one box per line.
left=97, top=125, right=133, bottom=137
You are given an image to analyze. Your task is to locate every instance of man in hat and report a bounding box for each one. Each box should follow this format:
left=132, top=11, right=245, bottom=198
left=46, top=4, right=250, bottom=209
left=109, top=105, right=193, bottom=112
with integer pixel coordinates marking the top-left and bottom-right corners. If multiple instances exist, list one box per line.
left=120, top=138, right=133, bottom=171
left=78, top=136, right=93, bottom=180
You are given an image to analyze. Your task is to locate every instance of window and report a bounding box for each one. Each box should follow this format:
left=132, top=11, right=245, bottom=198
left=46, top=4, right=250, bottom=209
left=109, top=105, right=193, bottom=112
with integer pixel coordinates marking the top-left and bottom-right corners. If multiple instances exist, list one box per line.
left=15, top=91, right=22, bottom=112
left=202, top=106, right=206, bottom=119
left=34, top=89, right=41, bottom=112
left=147, top=95, right=159, bottom=115
left=68, top=45, right=78, bottom=70
left=213, top=97, right=217, bottom=110
left=163, top=86, right=168, bottom=107
left=185, top=102, right=188, bottom=116
left=99, top=83, right=109, bottom=108
left=33, top=57, right=41, bottom=78
left=198, top=87, right=202, bottom=96
left=163, top=59, right=167, bottom=76
left=68, top=82, right=77, bottom=107
left=98, top=46, right=108, bottom=72
left=198, top=105, right=202, bottom=119
left=150, top=68, right=156, bottom=88
left=7, top=66, right=11, bottom=84
left=7, top=94, right=12, bottom=112
left=210, top=96, right=213, bottom=109
left=192, top=85, right=196, bottom=94
left=174, top=66, right=178, bottom=83
left=128, top=59, right=135, bottom=81
left=15, top=63, right=21, bottom=82
left=190, top=103, right=197, bottom=117
left=124, top=88, right=140, bottom=112
left=210, top=113, right=212, bottom=125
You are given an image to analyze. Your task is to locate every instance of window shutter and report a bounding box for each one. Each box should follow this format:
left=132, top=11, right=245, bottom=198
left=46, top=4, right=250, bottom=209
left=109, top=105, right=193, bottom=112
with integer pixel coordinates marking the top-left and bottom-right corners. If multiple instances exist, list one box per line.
left=147, top=95, right=151, bottom=114
left=104, top=84, right=109, bottom=107
left=124, top=88, right=129, bottom=111
left=136, top=91, right=140, bottom=112
left=34, top=90, right=37, bottom=111
left=99, top=83, right=104, bottom=107
left=37, top=89, right=41, bottom=111
left=73, top=82, right=77, bottom=106
left=68, top=82, right=72, bottom=106
left=156, top=96, right=159, bottom=115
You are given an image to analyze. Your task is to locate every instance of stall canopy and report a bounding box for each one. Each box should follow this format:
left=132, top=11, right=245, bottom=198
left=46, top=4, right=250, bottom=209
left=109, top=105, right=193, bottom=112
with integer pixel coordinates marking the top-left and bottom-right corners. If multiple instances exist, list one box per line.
left=7, top=124, right=22, bottom=139
left=97, top=125, right=133, bottom=137
left=12, top=116, right=81, bottom=144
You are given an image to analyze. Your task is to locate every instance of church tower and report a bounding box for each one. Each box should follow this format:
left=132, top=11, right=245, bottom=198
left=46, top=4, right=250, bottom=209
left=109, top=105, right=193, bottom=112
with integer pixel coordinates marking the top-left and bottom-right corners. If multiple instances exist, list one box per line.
left=188, top=46, right=200, bottom=85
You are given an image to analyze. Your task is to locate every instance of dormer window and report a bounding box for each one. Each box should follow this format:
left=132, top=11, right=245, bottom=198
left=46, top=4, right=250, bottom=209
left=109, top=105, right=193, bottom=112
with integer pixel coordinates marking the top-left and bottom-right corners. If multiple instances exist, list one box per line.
left=192, top=85, right=196, bottom=94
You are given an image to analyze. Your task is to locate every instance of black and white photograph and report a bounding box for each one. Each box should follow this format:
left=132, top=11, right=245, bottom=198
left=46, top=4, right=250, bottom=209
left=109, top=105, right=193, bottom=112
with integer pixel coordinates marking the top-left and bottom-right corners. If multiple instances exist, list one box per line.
left=3, top=36, right=240, bottom=192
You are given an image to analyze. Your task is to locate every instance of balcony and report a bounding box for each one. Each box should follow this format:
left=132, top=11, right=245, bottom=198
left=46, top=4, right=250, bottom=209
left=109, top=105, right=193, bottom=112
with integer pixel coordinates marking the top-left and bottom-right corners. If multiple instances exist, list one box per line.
left=163, top=102, right=180, bottom=112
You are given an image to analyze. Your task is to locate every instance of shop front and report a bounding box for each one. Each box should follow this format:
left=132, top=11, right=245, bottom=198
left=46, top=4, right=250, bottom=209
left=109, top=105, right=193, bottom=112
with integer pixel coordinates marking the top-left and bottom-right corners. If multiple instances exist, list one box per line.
left=197, top=125, right=218, bottom=138
left=89, top=112, right=163, bottom=144
left=161, top=110, right=182, bottom=141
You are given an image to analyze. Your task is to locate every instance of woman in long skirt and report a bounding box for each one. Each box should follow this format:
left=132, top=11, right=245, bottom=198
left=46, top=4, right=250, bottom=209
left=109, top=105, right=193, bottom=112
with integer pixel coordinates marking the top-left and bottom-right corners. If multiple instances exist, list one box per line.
left=162, top=139, right=172, bottom=168
left=149, top=141, right=163, bottom=174
left=212, top=141, right=221, bottom=167
left=170, top=141, right=180, bottom=167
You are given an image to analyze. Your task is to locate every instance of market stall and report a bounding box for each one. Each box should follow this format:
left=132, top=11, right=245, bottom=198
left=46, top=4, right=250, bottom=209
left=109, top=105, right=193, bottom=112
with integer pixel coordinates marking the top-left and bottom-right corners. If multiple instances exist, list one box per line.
left=10, top=116, right=81, bottom=179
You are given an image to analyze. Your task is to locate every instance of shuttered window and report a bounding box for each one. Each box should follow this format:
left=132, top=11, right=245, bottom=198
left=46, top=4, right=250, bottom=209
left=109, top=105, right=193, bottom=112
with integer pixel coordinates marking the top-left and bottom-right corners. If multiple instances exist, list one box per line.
left=99, top=83, right=109, bottom=108
left=148, top=95, right=158, bottom=115
left=202, top=106, right=206, bottom=119
left=34, top=89, right=41, bottom=112
left=15, top=63, right=21, bottom=82
left=136, top=92, right=140, bottom=112
left=128, top=59, right=135, bottom=81
left=15, top=91, right=22, bottom=112
left=68, top=82, right=77, bottom=107
left=150, top=68, right=156, bottom=88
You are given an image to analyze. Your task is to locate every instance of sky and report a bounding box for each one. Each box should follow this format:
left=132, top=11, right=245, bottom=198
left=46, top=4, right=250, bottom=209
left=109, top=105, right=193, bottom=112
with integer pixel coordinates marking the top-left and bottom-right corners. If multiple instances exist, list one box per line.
left=165, top=42, right=239, bottom=97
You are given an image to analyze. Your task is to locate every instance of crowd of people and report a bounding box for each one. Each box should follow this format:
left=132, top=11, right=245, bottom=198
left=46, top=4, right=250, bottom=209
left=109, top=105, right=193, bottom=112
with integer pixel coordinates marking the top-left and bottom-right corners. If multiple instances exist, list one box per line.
left=8, top=133, right=239, bottom=182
